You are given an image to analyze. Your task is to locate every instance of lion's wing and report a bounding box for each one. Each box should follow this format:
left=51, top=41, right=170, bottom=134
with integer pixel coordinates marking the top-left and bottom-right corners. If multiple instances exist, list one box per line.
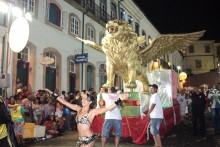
left=139, top=30, right=205, bottom=63
left=76, top=37, right=103, bottom=52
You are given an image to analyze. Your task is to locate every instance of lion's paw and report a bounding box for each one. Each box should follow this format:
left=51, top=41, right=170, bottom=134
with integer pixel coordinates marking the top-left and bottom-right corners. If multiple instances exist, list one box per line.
left=125, top=81, right=137, bottom=88
left=103, top=82, right=114, bottom=88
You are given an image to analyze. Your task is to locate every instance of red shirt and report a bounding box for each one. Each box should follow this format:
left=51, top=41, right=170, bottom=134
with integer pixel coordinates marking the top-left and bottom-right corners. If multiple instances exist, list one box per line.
left=45, top=120, right=53, bottom=129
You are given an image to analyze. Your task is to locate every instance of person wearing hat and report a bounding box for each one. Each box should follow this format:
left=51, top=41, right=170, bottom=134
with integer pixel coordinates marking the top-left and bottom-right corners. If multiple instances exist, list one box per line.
left=147, top=84, right=163, bottom=147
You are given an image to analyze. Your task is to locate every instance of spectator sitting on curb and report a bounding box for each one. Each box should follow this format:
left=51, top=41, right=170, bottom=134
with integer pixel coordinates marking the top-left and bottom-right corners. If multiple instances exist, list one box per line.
left=44, top=115, right=59, bottom=138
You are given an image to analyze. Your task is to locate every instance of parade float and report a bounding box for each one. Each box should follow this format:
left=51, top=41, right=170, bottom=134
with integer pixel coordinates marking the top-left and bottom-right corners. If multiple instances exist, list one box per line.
left=77, top=20, right=205, bottom=144
left=91, top=70, right=181, bottom=144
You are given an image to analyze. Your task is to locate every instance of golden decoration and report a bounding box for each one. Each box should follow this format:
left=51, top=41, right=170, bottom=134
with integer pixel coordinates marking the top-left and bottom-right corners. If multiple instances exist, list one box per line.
left=150, top=59, right=161, bottom=71
left=76, top=20, right=205, bottom=92
left=179, top=72, right=187, bottom=80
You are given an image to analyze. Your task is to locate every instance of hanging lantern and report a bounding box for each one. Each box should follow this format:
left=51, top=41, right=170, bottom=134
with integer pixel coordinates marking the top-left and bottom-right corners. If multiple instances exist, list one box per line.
left=179, top=72, right=187, bottom=80
left=217, top=60, right=220, bottom=73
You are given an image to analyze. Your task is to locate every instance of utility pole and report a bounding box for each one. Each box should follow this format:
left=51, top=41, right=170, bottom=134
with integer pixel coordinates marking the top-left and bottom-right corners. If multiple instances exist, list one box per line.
left=81, top=12, right=85, bottom=91
left=80, top=2, right=88, bottom=91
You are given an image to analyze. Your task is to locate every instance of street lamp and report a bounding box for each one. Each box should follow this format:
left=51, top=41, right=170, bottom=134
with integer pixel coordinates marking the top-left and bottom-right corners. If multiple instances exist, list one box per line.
left=177, top=66, right=181, bottom=89
left=177, top=66, right=181, bottom=73
left=217, top=60, right=220, bottom=73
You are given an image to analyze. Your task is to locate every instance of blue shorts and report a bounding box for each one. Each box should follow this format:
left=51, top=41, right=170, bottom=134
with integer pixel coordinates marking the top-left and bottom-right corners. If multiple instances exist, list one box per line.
left=150, top=118, right=163, bottom=135
left=101, top=119, right=122, bottom=138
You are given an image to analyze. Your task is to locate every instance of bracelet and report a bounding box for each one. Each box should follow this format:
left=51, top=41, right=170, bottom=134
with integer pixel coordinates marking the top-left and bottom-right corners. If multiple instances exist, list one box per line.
left=51, top=93, right=58, bottom=100
left=114, top=98, right=121, bottom=106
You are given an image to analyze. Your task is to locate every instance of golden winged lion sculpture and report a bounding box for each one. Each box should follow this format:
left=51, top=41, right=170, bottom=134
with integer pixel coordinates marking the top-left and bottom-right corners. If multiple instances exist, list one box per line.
left=76, top=20, right=205, bottom=92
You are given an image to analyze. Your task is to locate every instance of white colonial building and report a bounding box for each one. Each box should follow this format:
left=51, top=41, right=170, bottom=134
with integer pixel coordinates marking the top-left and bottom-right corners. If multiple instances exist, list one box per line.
left=182, top=41, right=220, bottom=75
left=0, top=0, right=182, bottom=96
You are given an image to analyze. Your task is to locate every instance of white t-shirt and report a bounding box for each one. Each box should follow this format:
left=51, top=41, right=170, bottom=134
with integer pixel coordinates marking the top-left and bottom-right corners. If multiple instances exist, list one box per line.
left=102, top=93, right=122, bottom=120
left=177, top=95, right=187, bottom=108
left=149, top=93, right=163, bottom=119
left=96, top=93, right=102, bottom=108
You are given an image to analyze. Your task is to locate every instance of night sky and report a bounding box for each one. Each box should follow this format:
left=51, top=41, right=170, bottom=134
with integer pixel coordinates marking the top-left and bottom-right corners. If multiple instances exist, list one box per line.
left=133, top=0, right=220, bottom=42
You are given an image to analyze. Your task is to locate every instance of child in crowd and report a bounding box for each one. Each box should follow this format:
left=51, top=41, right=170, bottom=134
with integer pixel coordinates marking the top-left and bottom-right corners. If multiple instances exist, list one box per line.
left=22, top=95, right=32, bottom=122
left=44, top=115, right=59, bottom=137
left=32, top=97, right=44, bottom=125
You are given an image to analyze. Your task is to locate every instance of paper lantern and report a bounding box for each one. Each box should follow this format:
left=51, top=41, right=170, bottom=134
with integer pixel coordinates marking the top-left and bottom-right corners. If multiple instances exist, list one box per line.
left=9, top=17, right=29, bottom=52
left=137, top=36, right=146, bottom=44
left=179, top=72, right=187, bottom=80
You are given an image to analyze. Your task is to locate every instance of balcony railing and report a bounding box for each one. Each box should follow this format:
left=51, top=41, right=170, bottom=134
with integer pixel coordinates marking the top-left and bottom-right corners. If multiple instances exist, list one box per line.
left=74, top=0, right=116, bottom=23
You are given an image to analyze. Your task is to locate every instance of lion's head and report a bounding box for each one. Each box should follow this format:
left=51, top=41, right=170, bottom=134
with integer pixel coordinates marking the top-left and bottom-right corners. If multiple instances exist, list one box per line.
left=105, top=20, right=136, bottom=38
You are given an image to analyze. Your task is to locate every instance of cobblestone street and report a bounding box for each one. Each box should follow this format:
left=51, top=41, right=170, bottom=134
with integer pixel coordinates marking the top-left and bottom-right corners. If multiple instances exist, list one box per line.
left=24, top=114, right=220, bottom=147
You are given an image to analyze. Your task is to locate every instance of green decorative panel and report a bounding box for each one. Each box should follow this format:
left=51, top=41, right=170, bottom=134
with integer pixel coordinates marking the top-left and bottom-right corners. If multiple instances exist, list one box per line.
left=121, top=106, right=140, bottom=116
left=121, top=92, right=141, bottom=116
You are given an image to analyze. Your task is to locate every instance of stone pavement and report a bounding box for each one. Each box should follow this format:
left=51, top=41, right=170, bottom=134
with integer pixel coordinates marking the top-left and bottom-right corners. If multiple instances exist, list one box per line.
left=23, top=131, right=148, bottom=147
left=23, top=127, right=220, bottom=147
left=23, top=113, right=220, bottom=147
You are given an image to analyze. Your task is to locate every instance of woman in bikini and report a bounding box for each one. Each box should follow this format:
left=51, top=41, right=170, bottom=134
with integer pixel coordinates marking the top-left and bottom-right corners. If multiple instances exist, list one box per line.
left=45, top=88, right=128, bottom=147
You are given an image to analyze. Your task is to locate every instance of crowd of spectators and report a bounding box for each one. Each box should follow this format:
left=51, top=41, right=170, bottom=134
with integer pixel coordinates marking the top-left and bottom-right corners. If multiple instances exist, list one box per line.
left=4, top=79, right=220, bottom=145
left=177, top=85, right=220, bottom=139
left=4, top=81, right=97, bottom=145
